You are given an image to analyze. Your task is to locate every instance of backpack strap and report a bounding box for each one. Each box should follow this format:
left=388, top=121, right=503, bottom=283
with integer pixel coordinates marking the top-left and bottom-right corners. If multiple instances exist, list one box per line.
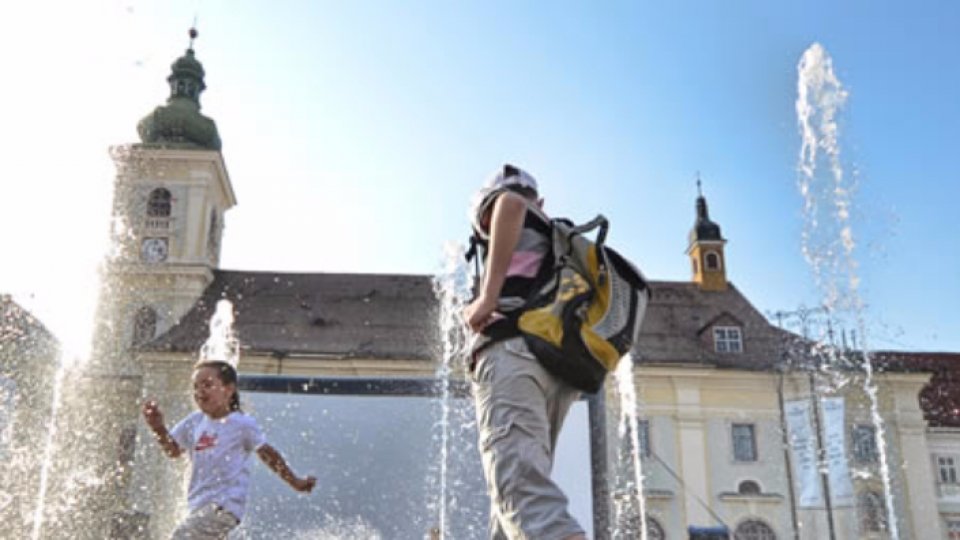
left=568, top=215, right=608, bottom=249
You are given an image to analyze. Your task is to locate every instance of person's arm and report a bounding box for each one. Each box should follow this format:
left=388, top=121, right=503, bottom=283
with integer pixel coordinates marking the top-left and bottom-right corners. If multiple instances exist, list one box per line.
left=257, top=443, right=316, bottom=493
left=141, top=399, right=182, bottom=459
left=464, top=192, right=528, bottom=333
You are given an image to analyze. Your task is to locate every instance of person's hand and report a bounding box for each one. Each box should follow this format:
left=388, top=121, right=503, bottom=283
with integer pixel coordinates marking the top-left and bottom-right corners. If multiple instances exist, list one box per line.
left=463, top=294, right=499, bottom=333
left=142, top=399, right=165, bottom=431
left=291, top=475, right=317, bottom=493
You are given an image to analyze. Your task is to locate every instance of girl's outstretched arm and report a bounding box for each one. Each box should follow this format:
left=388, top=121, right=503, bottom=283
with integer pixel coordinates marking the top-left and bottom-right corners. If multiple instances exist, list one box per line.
left=141, top=399, right=182, bottom=458
left=257, top=444, right=316, bottom=493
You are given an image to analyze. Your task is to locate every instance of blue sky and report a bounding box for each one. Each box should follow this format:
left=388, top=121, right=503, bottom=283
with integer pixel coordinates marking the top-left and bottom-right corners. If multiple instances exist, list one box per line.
left=1, top=1, right=957, bottom=353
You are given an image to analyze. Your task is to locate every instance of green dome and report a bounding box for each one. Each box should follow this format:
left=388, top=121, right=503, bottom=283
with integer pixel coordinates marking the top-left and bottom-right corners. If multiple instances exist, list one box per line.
left=137, top=48, right=222, bottom=150
left=170, top=49, right=205, bottom=83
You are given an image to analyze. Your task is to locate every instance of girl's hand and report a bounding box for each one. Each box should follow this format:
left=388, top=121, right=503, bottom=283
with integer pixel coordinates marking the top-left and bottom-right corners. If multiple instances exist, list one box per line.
left=292, top=475, right=317, bottom=493
left=141, top=399, right=182, bottom=458
left=463, top=294, right=499, bottom=333
left=142, top=399, right=165, bottom=431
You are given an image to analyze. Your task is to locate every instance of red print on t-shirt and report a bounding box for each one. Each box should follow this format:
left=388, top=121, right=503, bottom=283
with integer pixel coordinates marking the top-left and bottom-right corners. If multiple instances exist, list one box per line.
left=195, top=431, right=218, bottom=452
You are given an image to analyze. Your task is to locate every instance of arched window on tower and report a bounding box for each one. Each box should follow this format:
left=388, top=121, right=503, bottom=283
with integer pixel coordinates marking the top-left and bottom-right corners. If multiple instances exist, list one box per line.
left=705, top=251, right=721, bottom=270
left=146, top=188, right=172, bottom=230
left=132, top=306, right=158, bottom=346
left=734, top=519, right=776, bottom=540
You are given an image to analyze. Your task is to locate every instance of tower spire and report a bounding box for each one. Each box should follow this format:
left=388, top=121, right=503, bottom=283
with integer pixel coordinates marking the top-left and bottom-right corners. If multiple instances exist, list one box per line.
left=136, top=28, right=222, bottom=150
left=686, top=174, right=729, bottom=291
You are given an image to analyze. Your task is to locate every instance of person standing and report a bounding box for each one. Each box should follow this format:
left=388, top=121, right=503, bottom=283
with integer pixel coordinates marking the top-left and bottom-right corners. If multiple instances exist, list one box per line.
left=463, top=164, right=587, bottom=540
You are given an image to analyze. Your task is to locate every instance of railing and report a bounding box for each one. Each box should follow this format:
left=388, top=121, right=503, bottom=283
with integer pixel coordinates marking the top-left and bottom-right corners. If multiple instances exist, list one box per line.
left=938, top=482, right=960, bottom=499
left=144, top=216, right=172, bottom=230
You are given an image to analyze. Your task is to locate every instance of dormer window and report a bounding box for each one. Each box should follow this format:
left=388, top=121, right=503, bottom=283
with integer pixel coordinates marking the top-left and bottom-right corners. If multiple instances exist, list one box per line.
left=714, top=326, right=742, bottom=353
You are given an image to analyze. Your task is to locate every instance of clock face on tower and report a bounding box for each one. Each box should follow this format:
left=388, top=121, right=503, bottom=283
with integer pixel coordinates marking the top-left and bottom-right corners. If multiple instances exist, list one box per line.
left=141, top=237, right=169, bottom=264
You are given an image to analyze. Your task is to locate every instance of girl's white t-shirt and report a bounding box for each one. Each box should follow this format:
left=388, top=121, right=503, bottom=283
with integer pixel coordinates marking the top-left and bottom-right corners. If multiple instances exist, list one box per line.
left=170, top=410, right=267, bottom=520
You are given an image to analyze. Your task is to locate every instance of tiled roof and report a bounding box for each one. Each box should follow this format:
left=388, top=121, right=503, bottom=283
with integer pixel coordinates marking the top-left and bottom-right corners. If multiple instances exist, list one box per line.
left=633, top=280, right=787, bottom=370
left=149, top=274, right=790, bottom=368
left=872, top=351, right=960, bottom=428
left=144, top=272, right=960, bottom=425
left=146, top=271, right=438, bottom=360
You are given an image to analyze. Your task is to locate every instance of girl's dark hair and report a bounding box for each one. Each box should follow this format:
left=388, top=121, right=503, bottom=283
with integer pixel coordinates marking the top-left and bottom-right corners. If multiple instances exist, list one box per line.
left=196, top=360, right=241, bottom=412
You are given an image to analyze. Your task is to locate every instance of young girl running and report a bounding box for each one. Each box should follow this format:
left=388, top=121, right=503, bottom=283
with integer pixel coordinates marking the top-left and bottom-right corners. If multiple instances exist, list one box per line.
left=142, top=360, right=316, bottom=539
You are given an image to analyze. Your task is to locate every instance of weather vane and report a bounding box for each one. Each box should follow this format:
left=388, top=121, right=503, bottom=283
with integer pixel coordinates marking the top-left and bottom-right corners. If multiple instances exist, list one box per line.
left=696, top=171, right=703, bottom=197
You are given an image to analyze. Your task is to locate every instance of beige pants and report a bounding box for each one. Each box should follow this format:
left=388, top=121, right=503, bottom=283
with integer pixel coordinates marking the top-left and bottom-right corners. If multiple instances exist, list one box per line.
left=171, top=503, right=239, bottom=540
left=472, top=337, right=585, bottom=540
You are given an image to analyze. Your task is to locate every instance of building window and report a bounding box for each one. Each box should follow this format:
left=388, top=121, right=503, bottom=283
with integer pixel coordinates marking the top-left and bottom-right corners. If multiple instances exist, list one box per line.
left=207, top=209, right=221, bottom=258
left=734, top=519, right=776, bottom=540
left=621, top=420, right=651, bottom=458
left=714, top=326, right=743, bottom=353
left=146, top=188, right=173, bottom=230
left=132, top=306, right=158, bottom=346
left=939, top=456, right=959, bottom=485
left=637, top=420, right=650, bottom=457
left=732, top=423, right=757, bottom=462
left=859, top=491, right=888, bottom=533
left=852, top=424, right=878, bottom=464
left=705, top=251, right=721, bottom=270
left=738, top=480, right=762, bottom=496
left=147, top=188, right=172, bottom=217
left=946, top=519, right=960, bottom=540
left=117, top=425, right=137, bottom=465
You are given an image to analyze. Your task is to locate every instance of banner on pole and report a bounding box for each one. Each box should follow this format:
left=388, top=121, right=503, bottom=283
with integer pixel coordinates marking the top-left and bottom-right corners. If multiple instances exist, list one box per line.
left=784, top=399, right=824, bottom=508
left=821, top=396, right=855, bottom=507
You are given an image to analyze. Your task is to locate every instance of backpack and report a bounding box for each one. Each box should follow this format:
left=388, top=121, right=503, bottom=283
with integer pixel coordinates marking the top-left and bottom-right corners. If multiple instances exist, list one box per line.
left=468, top=198, right=651, bottom=393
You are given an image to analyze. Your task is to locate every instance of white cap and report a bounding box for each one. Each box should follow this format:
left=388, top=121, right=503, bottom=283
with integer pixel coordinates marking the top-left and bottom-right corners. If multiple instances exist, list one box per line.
left=469, top=164, right=538, bottom=238
left=483, top=163, right=538, bottom=193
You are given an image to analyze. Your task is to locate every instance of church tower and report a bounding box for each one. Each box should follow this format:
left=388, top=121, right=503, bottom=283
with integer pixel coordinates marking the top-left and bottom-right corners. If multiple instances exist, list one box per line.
left=34, top=31, right=237, bottom=537
left=107, top=28, right=236, bottom=350
left=686, top=179, right=728, bottom=291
